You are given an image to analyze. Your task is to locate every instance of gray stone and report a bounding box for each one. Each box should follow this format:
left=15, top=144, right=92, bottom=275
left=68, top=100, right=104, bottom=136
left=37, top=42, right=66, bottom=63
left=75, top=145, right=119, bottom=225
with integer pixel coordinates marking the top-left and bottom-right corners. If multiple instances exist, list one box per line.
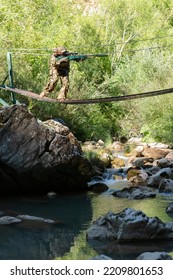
left=127, top=137, right=142, bottom=145
left=112, top=186, right=156, bottom=199
left=0, top=216, right=22, bottom=225
left=132, top=157, right=153, bottom=168
left=153, top=158, right=173, bottom=168
left=96, top=139, right=105, bottom=147
left=137, top=251, right=172, bottom=260
left=89, top=182, right=108, bottom=193
left=17, top=215, right=55, bottom=224
left=47, top=191, right=57, bottom=198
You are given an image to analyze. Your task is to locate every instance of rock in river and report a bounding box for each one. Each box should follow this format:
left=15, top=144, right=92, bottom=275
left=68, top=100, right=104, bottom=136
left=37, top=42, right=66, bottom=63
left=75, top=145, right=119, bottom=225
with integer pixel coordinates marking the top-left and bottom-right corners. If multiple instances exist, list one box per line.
left=112, top=186, right=156, bottom=199
left=0, top=105, right=95, bottom=194
left=86, top=208, right=173, bottom=241
left=0, top=216, right=22, bottom=225
left=147, top=168, right=173, bottom=188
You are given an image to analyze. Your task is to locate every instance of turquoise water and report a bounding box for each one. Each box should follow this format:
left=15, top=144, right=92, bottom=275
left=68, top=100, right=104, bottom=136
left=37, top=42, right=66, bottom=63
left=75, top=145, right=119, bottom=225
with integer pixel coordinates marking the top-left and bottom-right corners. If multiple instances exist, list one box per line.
left=0, top=176, right=173, bottom=260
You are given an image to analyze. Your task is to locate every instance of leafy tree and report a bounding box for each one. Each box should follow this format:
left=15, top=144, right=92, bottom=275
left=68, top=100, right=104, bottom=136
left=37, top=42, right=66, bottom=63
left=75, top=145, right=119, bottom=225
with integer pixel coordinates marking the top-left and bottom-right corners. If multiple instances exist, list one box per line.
left=1, top=0, right=173, bottom=143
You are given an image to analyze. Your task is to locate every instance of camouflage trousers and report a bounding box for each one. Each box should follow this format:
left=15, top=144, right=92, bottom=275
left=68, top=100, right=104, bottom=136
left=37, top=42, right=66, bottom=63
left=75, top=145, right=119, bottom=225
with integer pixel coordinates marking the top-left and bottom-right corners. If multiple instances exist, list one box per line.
left=41, top=71, right=69, bottom=99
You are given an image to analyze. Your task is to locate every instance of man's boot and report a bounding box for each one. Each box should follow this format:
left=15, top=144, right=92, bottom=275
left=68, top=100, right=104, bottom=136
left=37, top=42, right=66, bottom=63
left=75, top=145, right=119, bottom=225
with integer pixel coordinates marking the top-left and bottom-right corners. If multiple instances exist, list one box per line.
left=40, top=91, right=47, bottom=98
left=57, top=88, right=66, bottom=100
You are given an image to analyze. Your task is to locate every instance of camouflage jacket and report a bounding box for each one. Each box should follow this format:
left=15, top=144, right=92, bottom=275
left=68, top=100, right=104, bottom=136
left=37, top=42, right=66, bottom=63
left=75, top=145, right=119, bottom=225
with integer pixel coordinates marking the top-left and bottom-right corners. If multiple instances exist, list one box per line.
left=49, top=54, right=70, bottom=76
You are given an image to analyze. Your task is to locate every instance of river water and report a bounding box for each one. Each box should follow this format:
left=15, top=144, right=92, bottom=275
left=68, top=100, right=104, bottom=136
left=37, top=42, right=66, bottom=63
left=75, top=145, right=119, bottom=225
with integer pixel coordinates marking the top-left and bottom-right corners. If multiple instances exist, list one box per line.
left=0, top=169, right=173, bottom=260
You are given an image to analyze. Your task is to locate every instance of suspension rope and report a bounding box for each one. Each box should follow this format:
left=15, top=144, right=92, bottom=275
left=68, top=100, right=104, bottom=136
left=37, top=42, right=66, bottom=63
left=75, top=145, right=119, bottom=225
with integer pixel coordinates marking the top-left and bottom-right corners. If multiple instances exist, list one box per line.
left=100, top=33, right=173, bottom=47
left=0, top=86, right=173, bottom=105
left=1, top=33, right=173, bottom=51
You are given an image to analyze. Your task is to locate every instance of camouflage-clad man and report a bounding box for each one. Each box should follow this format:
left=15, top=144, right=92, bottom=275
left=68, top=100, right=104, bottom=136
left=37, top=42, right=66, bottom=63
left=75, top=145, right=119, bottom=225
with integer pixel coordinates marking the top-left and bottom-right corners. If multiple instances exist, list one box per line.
left=40, top=47, right=70, bottom=100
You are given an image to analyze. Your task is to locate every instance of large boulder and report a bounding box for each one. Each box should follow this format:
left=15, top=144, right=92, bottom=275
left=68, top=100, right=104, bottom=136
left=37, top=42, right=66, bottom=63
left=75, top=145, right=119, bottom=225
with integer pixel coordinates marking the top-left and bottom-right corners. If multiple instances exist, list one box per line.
left=142, top=147, right=171, bottom=159
left=86, top=208, right=173, bottom=241
left=0, top=105, right=95, bottom=194
left=153, top=158, right=173, bottom=168
left=112, top=186, right=156, bottom=199
left=147, top=168, right=173, bottom=188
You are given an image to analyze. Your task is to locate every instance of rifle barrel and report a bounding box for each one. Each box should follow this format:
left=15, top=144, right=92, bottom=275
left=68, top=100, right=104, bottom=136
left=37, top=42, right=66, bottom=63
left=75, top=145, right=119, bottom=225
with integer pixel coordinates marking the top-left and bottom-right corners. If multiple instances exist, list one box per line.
left=56, top=53, right=108, bottom=61
left=85, top=53, right=108, bottom=57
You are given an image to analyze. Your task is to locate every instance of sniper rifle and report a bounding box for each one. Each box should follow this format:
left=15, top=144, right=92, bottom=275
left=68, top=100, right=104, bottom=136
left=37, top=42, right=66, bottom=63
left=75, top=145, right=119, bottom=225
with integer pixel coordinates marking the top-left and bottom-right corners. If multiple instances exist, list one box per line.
left=56, top=53, right=108, bottom=61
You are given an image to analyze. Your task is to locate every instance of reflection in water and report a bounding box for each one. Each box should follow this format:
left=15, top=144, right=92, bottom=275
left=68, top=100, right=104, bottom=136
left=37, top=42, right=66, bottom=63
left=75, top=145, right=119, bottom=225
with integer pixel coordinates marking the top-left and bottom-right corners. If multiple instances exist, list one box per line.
left=87, top=239, right=173, bottom=260
left=0, top=194, right=92, bottom=260
left=0, top=224, right=77, bottom=260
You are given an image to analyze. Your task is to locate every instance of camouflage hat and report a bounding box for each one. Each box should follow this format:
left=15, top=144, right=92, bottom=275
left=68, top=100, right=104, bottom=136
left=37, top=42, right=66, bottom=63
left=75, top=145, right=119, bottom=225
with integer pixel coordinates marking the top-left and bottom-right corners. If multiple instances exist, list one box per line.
left=53, top=46, right=67, bottom=55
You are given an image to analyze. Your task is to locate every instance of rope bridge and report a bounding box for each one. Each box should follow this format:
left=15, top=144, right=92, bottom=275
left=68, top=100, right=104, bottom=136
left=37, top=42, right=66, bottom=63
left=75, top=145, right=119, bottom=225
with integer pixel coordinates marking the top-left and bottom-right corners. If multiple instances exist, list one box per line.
left=0, top=85, right=173, bottom=105
left=1, top=52, right=173, bottom=105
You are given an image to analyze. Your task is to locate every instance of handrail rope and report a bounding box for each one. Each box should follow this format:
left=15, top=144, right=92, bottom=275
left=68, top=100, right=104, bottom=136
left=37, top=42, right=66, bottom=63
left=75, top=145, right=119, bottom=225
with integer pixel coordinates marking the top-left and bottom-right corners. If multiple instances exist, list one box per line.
left=4, top=43, right=173, bottom=57
left=0, top=86, right=173, bottom=105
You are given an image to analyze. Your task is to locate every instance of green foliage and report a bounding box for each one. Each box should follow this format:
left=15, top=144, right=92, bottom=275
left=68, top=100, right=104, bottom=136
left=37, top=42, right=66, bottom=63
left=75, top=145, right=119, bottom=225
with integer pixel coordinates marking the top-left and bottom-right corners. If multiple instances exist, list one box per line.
left=139, top=95, right=173, bottom=145
left=1, top=0, right=173, bottom=144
